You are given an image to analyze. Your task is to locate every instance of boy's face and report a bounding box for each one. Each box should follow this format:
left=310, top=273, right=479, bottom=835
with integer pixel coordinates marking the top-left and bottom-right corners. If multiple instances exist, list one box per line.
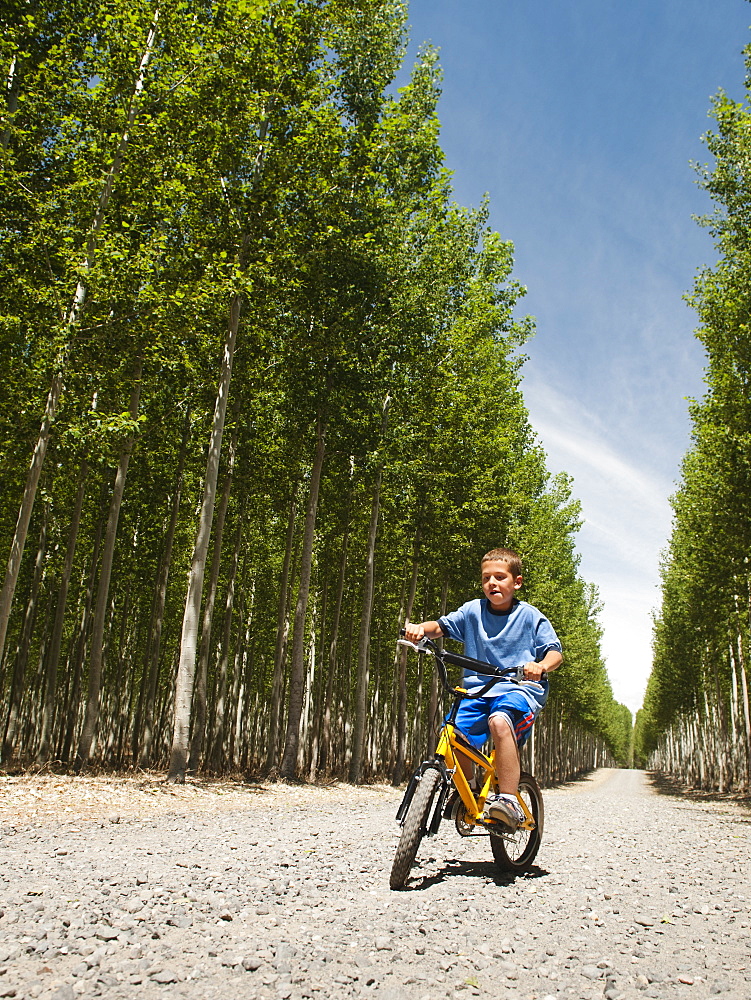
left=481, top=559, right=522, bottom=611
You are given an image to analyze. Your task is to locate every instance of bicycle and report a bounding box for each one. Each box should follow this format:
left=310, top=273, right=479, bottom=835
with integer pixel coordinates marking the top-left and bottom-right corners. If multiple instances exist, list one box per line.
left=390, top=633, right=544, bottom=890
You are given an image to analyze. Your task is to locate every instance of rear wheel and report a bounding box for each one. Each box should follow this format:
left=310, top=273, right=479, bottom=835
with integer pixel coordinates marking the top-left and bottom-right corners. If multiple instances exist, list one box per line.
left=490, top=771, right=543, bottom=872
left=390, top=768, right=442, bottom=889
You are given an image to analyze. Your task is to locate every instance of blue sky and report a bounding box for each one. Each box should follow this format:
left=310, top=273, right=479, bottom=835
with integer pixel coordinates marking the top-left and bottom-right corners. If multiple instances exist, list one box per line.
left=399, top=1, right=751, bottom=714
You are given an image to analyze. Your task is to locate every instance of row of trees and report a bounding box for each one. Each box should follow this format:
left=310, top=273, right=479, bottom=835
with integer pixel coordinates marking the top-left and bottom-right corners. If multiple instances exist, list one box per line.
left=1, top=0, right=630, bottom=784
left=635, top=33, right=751, bottom=792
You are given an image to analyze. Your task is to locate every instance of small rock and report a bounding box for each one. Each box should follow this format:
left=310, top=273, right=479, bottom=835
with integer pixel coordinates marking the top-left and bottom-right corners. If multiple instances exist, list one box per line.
left=151, top=969, right=178, bottom=984
left=95, top=927, right=118, bottom=941
left=51, top=988, right=75, bottom=1000
left=242, top=956, right=262, bottom=971
left=221, top=954, right=243, bottom=968
left=581, top=965, right=603, bottom=980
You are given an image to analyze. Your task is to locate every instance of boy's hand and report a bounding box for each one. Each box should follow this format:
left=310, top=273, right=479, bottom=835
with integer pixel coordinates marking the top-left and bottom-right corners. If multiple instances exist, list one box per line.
left=403, top=620, right=425, bottom=642
left=523, top=650, right=562, bottom=681
left=523, top=662, right=547, bottom=682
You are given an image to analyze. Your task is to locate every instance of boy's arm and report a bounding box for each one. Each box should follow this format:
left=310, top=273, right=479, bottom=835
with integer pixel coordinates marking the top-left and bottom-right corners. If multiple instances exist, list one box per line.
left=404, top=620, right=445, bottom=642
left=523, top=649, right=563, bottom=682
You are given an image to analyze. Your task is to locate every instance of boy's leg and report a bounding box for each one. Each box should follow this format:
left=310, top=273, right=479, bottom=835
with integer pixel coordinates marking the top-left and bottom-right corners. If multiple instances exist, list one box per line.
left=485, top=712, right=525, bottom=830
left=488, top=712, right=520, bottom=795
left=453, top=748, right=476, bottom=785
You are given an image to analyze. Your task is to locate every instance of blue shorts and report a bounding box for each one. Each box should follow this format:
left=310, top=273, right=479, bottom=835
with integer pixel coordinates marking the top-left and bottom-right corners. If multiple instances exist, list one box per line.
left=451, top=692, right=539, bottom=749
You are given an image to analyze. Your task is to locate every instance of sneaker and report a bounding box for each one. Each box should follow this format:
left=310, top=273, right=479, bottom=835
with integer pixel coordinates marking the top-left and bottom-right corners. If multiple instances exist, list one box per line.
left=485, top=794, right=524, bottom=831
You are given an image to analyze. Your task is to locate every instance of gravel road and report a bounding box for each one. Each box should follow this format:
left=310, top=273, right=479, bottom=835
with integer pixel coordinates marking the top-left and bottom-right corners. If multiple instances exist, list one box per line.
left=0, top=768, right=749, bottom=1000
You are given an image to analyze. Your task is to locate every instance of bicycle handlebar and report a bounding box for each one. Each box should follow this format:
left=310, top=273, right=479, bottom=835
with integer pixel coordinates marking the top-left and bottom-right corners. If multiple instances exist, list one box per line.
left=397, top=632, right=525, bottom=694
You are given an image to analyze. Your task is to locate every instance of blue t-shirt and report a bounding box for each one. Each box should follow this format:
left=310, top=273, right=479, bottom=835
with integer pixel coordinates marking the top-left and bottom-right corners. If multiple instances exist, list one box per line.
left=438, top=598, right=561, bottom=708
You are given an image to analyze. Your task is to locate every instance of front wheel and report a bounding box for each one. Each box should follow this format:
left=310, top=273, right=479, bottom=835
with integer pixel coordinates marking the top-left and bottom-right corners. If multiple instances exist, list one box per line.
left=490, top=771, right=544, bottom=872
left=390, top=767, right=441, bottom=889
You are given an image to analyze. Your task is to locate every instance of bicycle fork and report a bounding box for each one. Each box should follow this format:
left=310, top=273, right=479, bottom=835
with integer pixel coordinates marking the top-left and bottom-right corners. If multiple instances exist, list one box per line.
left=395, top=761, right=452, bottom=837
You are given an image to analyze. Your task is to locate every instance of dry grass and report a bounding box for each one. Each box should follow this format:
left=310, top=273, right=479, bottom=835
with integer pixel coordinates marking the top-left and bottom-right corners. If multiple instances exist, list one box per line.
left=0, top=772, right=398, bottom=825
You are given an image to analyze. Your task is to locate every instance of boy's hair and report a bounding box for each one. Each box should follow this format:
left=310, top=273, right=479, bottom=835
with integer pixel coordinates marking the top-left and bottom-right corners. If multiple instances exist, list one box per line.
left=481, top=547, right=523, bottom=578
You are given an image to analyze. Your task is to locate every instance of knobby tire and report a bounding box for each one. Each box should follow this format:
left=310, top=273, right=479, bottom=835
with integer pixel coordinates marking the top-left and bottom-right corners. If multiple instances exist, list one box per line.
left=390, top=767, right=441, bottom=889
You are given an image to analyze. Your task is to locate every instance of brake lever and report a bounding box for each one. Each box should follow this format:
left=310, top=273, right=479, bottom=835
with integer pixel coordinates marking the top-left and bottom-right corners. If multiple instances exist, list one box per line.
left=396, top=637, right=430, bottom=653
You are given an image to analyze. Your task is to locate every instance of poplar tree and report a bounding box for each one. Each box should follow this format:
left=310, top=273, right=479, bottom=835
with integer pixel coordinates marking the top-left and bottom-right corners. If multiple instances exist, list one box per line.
left=637, top=36, right=751, bottom=790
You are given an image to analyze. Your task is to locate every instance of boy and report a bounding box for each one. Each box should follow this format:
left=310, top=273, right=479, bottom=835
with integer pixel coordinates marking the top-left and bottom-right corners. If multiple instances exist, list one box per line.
left=404, top=547, right=562, bottom=832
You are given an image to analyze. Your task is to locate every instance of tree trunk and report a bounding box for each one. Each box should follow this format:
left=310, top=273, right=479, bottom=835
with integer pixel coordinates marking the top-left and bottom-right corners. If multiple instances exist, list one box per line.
left=280, top=420, right=326, bottom=779
left=209, top=514, right=242, bottom=772
left=168, top=294, right=240, bottom=782
left=393, top=527, right=421, bottom=785
left=307, top=573, right=328, bottom=782
left=737, top=633, right=751, bottom=791
left=229, top=567, right=252, bottom=768
left=2, top=508, right=48, bottom=762
left=427, top=574, right=448, bottom=757
left=136, top=409, right=190, bottom=768
left=60, top=488, right=107, bottom=764
left=105, top=585, right=131, bottom=764
left=265, top=489, right=297, bottom=774
left=348, top=421, right=388, bottom=783
left=37, top=463, right=88, bottom=763
left=75, top=360, right=143, bottom=770
left=188, top=409, right=239, bottom=771
left=320, top=525, right=349, bottom=776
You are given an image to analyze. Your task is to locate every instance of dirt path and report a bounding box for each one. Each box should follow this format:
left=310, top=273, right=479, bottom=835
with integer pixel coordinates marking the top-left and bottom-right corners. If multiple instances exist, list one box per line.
left=0, top=768, right=749, bottom=1000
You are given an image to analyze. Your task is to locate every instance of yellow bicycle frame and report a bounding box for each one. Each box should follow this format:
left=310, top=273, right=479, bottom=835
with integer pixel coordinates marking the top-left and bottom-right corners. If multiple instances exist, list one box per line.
left=436, top=720, right=536, bottom=832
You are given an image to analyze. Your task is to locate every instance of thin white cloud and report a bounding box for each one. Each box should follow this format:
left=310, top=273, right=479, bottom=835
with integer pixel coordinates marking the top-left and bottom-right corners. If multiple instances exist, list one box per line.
left=532, top=415, right=672, bottom=524
left=523, top=379, right=673, bottom=714
left=526, top=381, right=675, bottom=527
